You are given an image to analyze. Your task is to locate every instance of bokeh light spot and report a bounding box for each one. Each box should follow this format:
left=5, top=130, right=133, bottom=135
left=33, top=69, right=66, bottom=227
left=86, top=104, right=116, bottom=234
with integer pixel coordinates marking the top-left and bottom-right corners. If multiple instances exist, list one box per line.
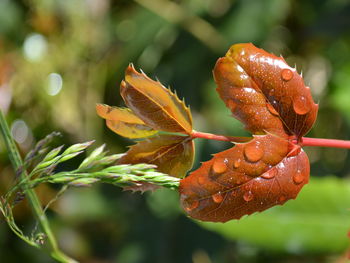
left=47, top=73, right=63, bottom=96
left=23, top=33, right=48, bottom=62
left=11, top=119, right=29, bottom=144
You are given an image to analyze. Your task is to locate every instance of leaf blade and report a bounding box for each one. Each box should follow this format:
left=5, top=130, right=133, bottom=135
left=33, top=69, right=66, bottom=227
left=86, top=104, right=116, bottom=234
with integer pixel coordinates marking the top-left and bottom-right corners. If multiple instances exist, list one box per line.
left=121, top=65, right=193, bottom=134
left=96, top=104, right=158, bottom=139
left=119, top=134, right=195, bottom=178
left=214, top=56, right=286, bottom=136
left=214, top=43, right=318, bottom=139
left=179, top=134, right=310, bottom=222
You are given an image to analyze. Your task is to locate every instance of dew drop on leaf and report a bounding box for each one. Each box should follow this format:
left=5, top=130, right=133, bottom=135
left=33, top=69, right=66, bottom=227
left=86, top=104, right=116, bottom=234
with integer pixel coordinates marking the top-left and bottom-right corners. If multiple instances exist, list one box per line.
left=293, top=96, right=310, bottom=115
left=279, top=195, right=286, bottom=202
left=293, top=170, right=304, bottom=184
left=212, top=192, right=223, bottom=203
left=197, top=176, right=205, bottom=185
left=244, top=142, right=264, bottom=163
left=281, top=68, right=293, bottom=81
left=261, top=167, right=277, bottom=179
left=233, top=158, right=241, bottom=168
left=212, top=158, right=228, bottom=174
left=184, top=200, right=199, bottom=212
left=243, top=190, right=254, bottom=202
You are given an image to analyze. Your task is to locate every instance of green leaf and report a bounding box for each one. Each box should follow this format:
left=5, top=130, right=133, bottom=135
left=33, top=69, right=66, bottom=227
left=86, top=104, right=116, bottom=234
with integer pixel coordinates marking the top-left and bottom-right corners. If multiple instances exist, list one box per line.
left=197, top=177, right=350, bottom=253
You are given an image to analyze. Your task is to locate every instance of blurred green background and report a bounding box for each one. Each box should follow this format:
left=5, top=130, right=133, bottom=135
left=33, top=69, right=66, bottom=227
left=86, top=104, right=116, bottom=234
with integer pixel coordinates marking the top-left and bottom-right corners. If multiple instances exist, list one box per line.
left=1, top=0, right=350, bottom=262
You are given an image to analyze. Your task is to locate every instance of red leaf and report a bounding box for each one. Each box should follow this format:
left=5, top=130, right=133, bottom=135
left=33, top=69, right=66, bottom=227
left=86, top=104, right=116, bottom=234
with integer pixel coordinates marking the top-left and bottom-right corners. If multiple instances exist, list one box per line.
left=214, top=43, right=318, bottom=139
left=179, top=134, right=309, bottom=222
left=180, top=43, right=316, bottom=222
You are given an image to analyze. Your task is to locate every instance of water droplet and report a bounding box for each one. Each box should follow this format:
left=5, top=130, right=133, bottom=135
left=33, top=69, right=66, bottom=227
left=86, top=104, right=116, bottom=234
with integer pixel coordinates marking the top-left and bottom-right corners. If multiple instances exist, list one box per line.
left=197, top=176, right=205, bottom=185
left=279, top=195, right=286, bottom=202
left=212, top=192, right=223, bottom=203
left=184, top=200, right=199, bottom=212
left=243, top=191, right=254, bottom=202
left=212, top=158, right=227, bottom=174
left=233, top=158, right=241, bottom=168
left=261, top=167, right=277, bottom=179
left=293, top=170, right=304, bottom=184
left=244, top=142, right=264, bottom=163
left=266, top=103, right=279, bottom=116
left=281, top=68, right=293, bottom=81
left=293, top=96, right=310, bottom=115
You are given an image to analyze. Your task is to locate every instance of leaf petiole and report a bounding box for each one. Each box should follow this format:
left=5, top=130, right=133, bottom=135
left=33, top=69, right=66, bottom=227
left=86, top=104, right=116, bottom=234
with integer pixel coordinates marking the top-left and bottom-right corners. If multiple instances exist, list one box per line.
left=191, top=130, right=350, bottom=149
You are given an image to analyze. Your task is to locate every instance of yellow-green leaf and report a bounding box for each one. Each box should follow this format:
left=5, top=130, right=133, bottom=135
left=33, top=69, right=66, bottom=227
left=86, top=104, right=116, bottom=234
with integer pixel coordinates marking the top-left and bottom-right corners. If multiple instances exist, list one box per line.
left=120, top=65, right=193, bottom=134
left=119, top=134, right=195, bottom=178
left=96, top=104, right=157, bottom=139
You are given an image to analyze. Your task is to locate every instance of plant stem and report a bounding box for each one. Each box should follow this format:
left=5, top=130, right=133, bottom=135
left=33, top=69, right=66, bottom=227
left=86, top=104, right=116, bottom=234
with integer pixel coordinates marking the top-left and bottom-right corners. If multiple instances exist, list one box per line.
left=191, top=130, right=251, bottom=143
left=300, top=137, right=350, bottom=149
left=0, top=111, right=76, bottom=263
left=190, top=130, right=350, bottom=149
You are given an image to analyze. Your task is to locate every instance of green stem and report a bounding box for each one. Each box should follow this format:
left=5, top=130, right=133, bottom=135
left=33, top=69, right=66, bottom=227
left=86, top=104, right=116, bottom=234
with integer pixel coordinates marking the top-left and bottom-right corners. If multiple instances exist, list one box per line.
left=0, top=111, right=76, bottom=263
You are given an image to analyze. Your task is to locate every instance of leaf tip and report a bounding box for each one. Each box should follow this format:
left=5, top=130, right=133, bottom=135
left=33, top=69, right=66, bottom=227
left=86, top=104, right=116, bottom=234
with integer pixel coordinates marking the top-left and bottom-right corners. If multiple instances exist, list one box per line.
left=126, top=63, right=138, bottom=77
left=96, top=103, right=108, bottom=119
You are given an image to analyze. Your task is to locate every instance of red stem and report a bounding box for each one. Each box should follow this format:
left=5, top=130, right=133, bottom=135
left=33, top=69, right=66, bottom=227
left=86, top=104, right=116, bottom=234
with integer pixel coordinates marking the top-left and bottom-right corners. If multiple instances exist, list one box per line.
left=191, top=130, right=350, bottom=149
left=300, top=137, right=350, bottom=149
left=191, top=131, right=251, bottom=143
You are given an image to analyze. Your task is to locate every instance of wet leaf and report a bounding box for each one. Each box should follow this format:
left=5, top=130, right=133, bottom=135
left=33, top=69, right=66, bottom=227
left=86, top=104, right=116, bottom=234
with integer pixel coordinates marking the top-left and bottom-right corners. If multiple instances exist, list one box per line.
left=179, top=134, right=309, bottom=222
left=180, top=43, right=317, bottom=222
left=119, top=134, right=194, bottom=178
left=120, top=65, right=193, bottom=134
left=214, top=43, right=318, bottom=139
left=96, top=104, right=157, bottom=139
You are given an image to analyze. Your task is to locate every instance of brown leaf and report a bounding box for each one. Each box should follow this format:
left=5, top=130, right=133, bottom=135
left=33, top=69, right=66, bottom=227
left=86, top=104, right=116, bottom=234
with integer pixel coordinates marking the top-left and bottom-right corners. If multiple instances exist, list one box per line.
left=214, top=43, right=318, bottom=139
left=120, top=65, right=193, bottom=134
left=179, top=134, right=309, bottom=222
left=96, top=104, right=157, bottom=139
left=119, top=134, right=194, bottom=178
